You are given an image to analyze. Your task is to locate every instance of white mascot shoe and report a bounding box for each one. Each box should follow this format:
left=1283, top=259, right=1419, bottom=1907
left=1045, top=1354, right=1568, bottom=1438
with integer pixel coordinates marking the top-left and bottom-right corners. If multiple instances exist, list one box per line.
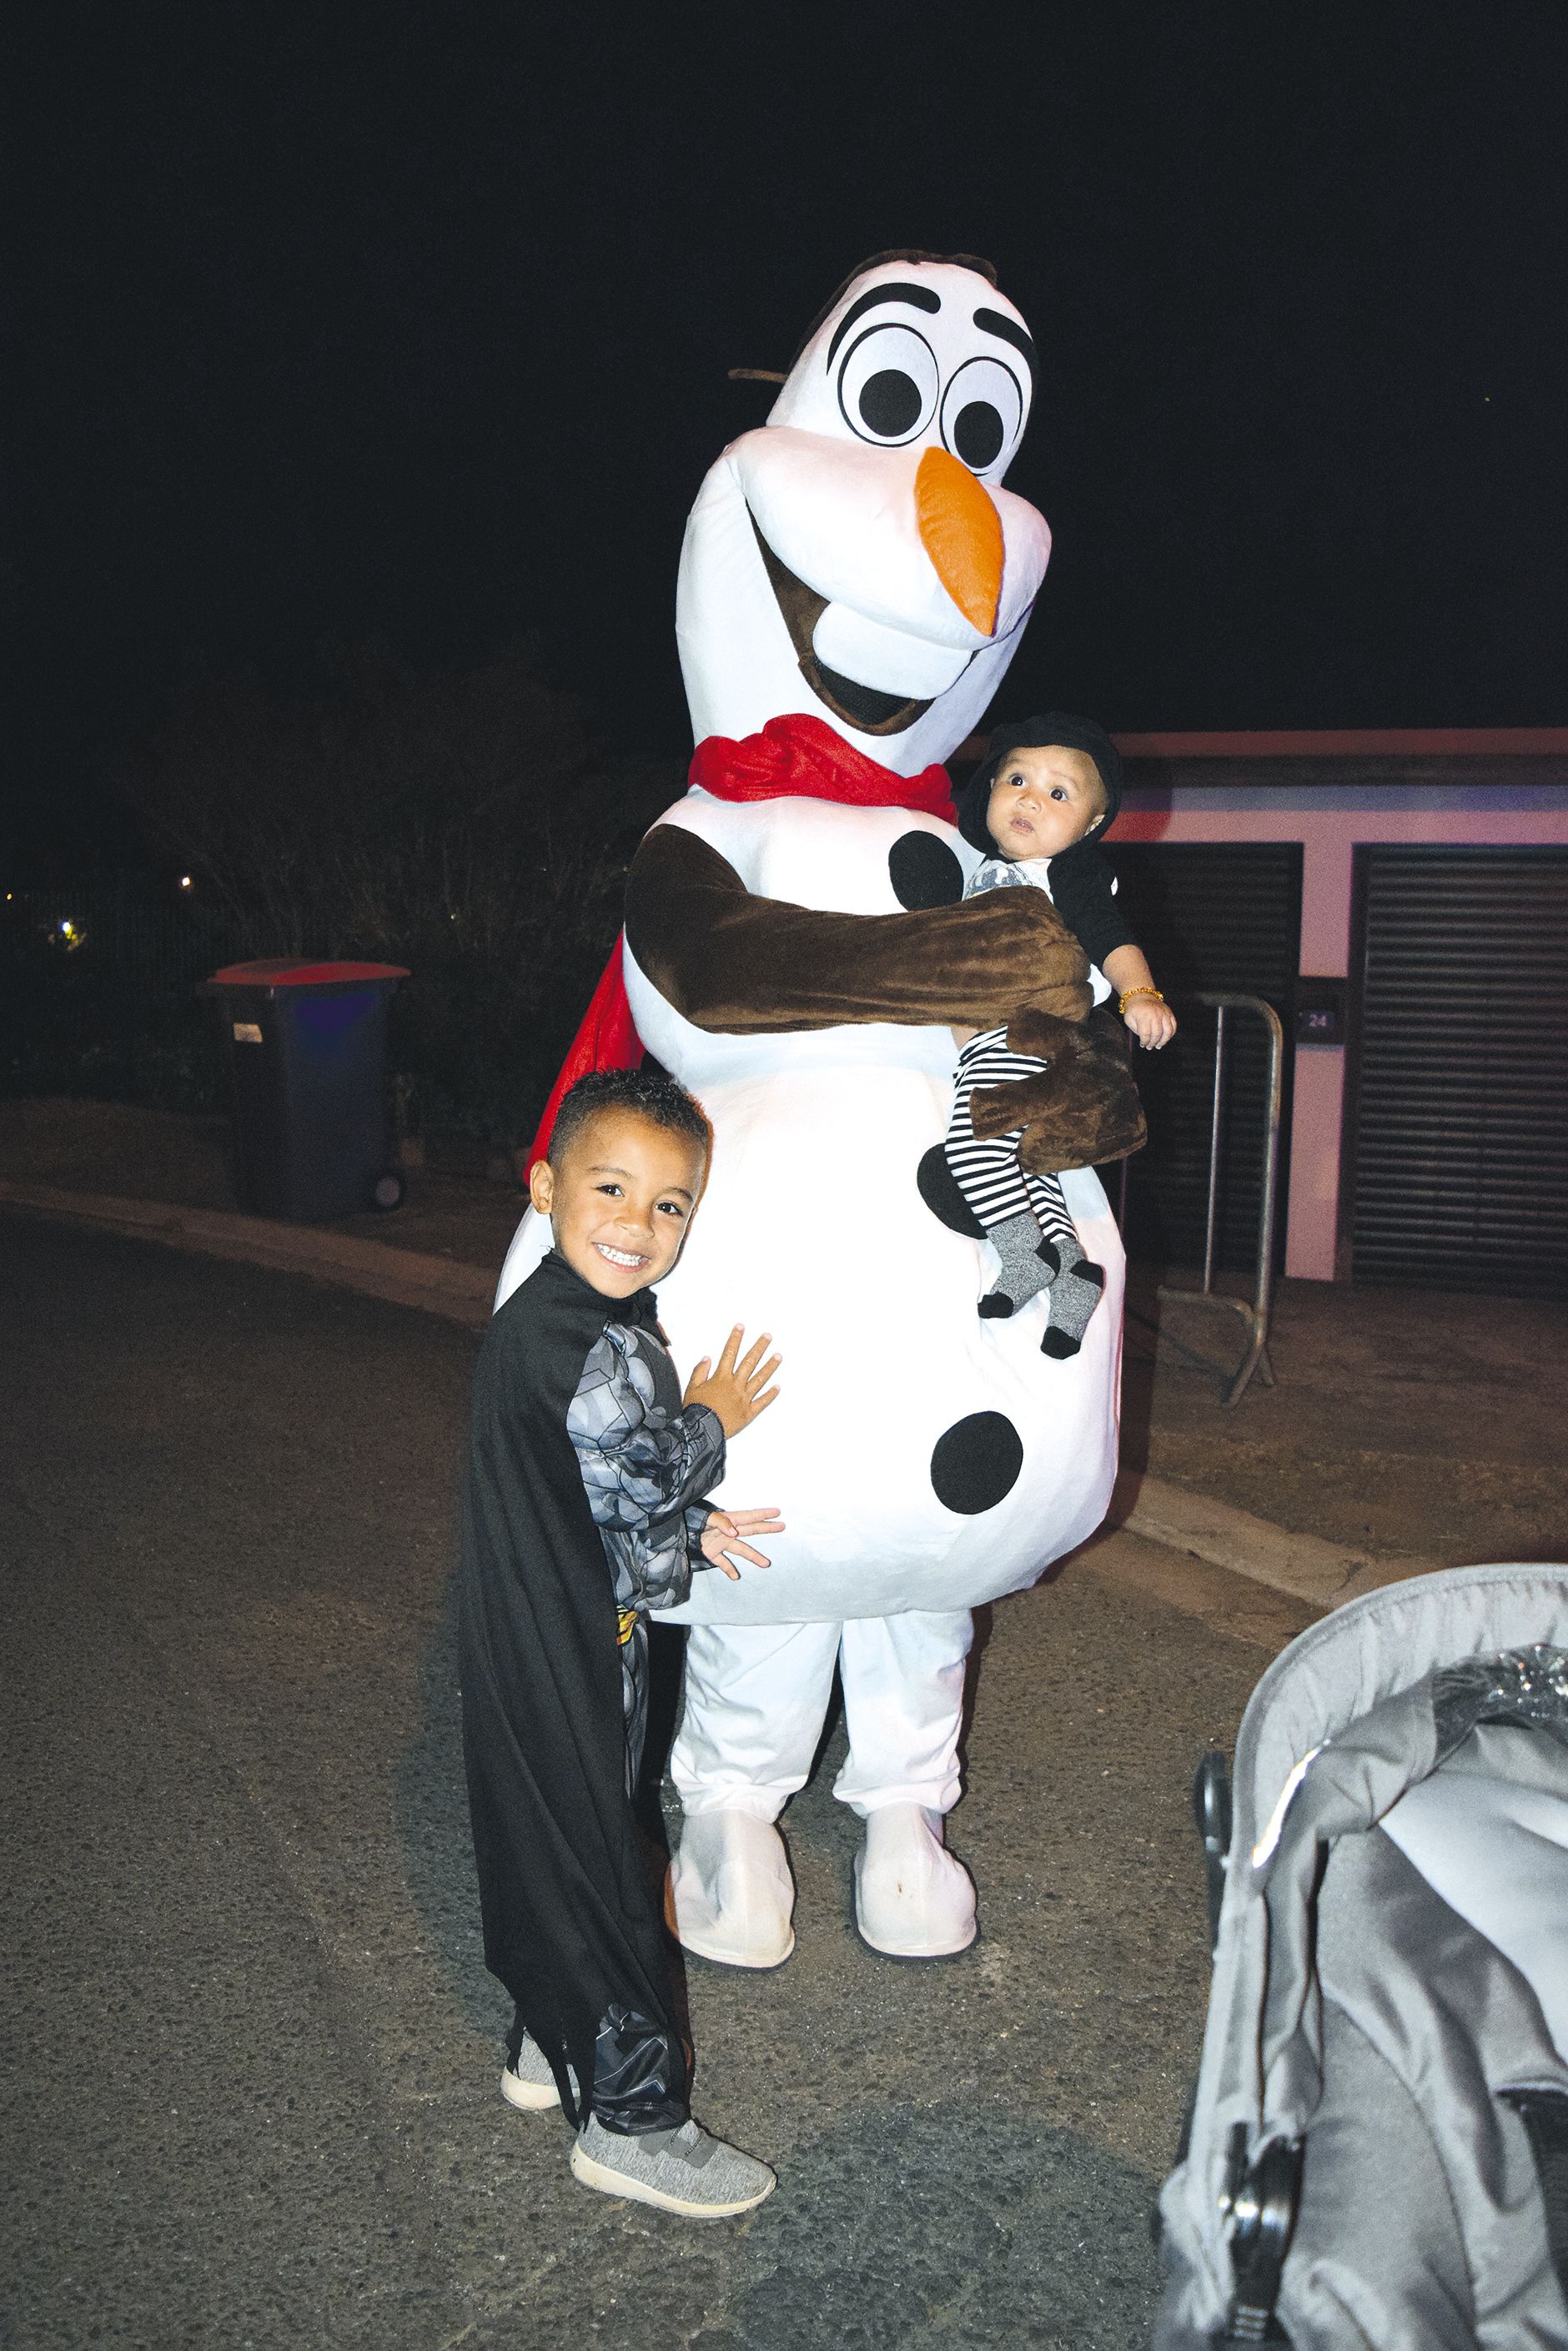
left=666, top=1811, right=797, bottom=1969
left=853, top=1806, right=977, bottom=1959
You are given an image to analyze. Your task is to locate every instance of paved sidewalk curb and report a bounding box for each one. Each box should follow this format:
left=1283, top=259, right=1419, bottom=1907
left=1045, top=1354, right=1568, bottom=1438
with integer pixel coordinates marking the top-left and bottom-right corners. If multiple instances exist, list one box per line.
left=1110, top=1469, right=1435, bottom=1612
left=3, top=1178, right=1437, bottom=1614
left=0, top=1179, right=494, bottom=1328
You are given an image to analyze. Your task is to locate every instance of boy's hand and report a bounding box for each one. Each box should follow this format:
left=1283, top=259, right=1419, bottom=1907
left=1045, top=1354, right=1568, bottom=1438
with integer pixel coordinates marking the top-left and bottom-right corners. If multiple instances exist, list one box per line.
left=684, top=1326, right=782, bottom=1437
left=1124, top=996, right=1178, bottom=1050
left=699, top=1505, right=785, bottom=1580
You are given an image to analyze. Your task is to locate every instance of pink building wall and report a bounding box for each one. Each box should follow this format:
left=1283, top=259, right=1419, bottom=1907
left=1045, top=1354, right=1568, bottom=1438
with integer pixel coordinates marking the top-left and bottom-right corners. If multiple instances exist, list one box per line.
left=1108, top=745, right=1568, bottom=1280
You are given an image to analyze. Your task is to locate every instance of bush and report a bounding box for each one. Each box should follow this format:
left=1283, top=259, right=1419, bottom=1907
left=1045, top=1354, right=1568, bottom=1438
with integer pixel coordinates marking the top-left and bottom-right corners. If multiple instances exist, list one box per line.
left=125, top=642, right=679, bottom=1143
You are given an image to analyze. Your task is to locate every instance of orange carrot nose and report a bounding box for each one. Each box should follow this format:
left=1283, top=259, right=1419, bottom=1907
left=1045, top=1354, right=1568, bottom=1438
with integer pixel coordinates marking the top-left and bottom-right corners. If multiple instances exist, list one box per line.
left=915, top=446, right=1005, bottom=636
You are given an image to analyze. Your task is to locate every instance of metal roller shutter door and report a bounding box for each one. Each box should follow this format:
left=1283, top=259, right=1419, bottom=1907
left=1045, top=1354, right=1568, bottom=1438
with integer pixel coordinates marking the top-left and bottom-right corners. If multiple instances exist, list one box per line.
left=1350, top=846, right=1568, bottom=1295
left=1108, top=843, right=1302, bottom=1272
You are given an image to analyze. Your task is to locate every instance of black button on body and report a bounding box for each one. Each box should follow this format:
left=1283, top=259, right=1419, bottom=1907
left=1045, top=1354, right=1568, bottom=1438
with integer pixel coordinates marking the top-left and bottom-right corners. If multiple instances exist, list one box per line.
left=888, top=831, right=964, bottom=910
left=930, top=1412, right=1024, bottom=1515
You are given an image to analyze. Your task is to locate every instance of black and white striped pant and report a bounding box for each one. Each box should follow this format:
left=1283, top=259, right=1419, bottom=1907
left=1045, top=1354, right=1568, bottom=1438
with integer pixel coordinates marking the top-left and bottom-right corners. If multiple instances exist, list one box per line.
left=945, top=1026, right=1081, bottom=1256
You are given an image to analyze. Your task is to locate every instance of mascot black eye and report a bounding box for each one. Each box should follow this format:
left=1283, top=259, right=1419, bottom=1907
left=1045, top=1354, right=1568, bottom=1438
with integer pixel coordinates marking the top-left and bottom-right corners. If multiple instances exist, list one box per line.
left=837, top=321, right=939, bottom=447
left=860, top=369, right=923, bottom=438
left=940, top=354, right=1025, bottom=476
left=952, top=401, right=1004, bottom=469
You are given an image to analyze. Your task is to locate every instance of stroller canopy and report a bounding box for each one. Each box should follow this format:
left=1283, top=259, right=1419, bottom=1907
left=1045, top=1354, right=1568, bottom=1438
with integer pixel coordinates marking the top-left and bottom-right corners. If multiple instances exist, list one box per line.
left=1156, top=1562, right=1568, bottom=2351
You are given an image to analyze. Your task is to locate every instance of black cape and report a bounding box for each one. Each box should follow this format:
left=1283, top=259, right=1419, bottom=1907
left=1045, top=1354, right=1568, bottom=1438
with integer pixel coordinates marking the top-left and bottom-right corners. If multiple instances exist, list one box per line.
left=456, top=1248, right=686, bottom=2123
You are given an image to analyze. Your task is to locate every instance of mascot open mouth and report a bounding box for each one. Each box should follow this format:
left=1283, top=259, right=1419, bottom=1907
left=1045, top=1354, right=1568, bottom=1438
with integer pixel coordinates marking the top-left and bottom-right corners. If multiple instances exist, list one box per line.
left=748, top=514, right=954, bottom=736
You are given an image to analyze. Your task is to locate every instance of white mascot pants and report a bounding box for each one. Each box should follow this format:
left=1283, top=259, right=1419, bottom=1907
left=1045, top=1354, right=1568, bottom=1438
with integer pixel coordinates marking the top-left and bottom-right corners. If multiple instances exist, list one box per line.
left=671, top=1609, right=975, bottom=1821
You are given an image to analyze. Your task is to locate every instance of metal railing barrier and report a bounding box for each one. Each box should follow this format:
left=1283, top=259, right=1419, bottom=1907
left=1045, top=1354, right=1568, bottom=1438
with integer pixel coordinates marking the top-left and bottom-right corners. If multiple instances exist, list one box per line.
left=1118, top=991, right=1285, bottom=1409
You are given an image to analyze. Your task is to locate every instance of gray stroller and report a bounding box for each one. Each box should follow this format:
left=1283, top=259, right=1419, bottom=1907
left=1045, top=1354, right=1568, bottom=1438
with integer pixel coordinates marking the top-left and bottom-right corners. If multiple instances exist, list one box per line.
left=1154, top=1561, right=1568, bottom=2348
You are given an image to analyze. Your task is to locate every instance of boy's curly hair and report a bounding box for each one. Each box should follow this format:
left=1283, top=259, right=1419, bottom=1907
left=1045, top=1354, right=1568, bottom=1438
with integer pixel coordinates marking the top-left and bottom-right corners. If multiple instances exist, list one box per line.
left=548, top=1067, right=711, bottom=1168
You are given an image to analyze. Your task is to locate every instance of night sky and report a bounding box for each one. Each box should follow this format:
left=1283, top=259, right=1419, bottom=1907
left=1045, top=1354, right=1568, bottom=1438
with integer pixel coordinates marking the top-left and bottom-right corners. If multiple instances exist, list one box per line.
left=10, top=3, right=1568, bottom=868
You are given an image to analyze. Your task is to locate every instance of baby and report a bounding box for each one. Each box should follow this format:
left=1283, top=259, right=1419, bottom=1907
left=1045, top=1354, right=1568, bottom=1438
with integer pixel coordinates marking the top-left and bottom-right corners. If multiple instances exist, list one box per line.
left=947, top=713, right=1175, bottom=1356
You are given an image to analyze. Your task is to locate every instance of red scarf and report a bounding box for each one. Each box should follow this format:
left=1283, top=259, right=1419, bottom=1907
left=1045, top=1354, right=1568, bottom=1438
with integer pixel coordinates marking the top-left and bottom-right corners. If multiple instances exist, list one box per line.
left=689, top=712, right=954, bottom=818
left=524, top=714, right=955, bottom=1170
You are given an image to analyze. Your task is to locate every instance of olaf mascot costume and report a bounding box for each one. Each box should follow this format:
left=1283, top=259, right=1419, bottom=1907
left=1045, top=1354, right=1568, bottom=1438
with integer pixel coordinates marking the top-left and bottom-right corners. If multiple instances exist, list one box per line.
left=499, top=252, right=1136, bottom=1966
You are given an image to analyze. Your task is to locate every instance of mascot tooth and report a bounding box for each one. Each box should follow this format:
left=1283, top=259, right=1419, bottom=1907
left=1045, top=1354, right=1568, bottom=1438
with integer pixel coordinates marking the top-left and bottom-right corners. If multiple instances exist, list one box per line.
left=500, top=254, right=1133, bottom=1965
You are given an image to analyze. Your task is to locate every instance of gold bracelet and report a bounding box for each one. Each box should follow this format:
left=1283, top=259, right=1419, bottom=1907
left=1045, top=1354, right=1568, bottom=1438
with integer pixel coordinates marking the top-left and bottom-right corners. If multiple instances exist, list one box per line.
left=1118, top=986, right=1166, bottom=1016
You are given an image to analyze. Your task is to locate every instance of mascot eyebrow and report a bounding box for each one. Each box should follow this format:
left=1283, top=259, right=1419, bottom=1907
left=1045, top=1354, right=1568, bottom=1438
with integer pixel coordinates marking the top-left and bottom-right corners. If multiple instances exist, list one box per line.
left=972, top=307, right=1036, bottom=384
left=825, top=280, right=942, bottom=369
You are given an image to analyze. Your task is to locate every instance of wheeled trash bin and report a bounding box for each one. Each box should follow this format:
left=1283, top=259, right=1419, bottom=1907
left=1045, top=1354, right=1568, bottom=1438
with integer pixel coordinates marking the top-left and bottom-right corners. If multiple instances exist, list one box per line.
left=204, top=958, right=410, bottom=1222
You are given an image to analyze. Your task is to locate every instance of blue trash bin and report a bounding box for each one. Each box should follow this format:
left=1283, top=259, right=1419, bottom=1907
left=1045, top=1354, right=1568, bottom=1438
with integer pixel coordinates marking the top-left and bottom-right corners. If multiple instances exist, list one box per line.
left=204, top=958, right=410, bottom=1221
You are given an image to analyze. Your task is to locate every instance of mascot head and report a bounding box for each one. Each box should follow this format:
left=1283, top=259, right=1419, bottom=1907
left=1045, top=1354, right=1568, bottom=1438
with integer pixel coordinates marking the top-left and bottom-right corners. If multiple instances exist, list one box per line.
left=676, top=251, right=1051, bottom=777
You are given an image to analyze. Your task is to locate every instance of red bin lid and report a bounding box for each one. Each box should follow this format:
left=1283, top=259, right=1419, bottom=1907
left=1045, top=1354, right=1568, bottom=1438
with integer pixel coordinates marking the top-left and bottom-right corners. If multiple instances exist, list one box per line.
left=207, top=958, right=410, bottom=987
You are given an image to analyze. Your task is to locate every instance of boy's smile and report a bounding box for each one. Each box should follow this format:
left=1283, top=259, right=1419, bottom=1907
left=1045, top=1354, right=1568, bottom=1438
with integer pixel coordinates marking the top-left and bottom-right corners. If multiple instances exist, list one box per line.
left=987, top=744, right=1106, bottom=862
left=529, top=1107, right=709, bottom=1299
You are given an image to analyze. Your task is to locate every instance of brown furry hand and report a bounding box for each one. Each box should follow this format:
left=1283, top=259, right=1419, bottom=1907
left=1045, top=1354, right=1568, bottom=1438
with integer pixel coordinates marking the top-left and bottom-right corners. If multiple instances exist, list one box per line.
left=1004, top=1005, right=1088, bottom=1059
left=970, top=1007, right=1148, bottom=1173
left=1011, top=898, right=1093, bottom=1027
left=1016, top=975, right=1095, bottom=1027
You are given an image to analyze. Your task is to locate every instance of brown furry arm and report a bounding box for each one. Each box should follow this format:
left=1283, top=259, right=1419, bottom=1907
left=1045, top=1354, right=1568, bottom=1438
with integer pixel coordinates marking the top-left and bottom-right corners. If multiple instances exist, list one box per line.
left=625, top=824, right=1093, bottom=1033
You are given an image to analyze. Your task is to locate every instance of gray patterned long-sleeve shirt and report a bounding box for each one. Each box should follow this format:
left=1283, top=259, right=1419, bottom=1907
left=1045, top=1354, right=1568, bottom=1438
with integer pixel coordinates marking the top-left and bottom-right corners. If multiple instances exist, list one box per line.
left=565, top=1319, right=725, bottom=1622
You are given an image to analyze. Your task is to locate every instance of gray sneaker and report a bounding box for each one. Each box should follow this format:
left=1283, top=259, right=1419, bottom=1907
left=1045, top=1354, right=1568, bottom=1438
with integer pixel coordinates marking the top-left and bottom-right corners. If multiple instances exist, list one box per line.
left=570, top=2113, right=776, bottom=2218
left=500, top=2032, right=563, bottom=2113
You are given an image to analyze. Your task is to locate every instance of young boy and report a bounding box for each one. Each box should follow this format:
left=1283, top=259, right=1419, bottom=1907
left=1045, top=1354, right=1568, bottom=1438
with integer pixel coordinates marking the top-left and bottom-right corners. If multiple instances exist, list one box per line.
left=457, top=1066, right=784, bottom=2218
left=947, top=713, right=1176, bottom=1356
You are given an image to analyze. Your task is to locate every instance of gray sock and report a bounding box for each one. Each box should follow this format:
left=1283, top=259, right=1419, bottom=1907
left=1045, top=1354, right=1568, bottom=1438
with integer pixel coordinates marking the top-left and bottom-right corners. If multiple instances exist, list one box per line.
left=979, top=1210, right=1057, bottom=1318
left=1040, top=1258, right=1104, bottom=1358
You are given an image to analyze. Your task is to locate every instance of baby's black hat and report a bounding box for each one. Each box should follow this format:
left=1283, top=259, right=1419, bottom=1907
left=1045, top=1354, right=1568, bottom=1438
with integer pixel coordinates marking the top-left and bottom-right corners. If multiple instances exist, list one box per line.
left=957, top=714, right=1123, bottom=853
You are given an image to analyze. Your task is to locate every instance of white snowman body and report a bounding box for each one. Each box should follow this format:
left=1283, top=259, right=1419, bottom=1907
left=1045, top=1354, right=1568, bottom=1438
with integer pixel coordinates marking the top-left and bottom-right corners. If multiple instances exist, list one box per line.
left=497, top=776, right=1123, bottom=1620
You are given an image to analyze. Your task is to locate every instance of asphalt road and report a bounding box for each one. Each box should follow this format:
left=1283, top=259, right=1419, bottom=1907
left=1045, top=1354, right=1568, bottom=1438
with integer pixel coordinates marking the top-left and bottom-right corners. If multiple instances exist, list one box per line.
left=1, top=1214, right=1311, bottom=2351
